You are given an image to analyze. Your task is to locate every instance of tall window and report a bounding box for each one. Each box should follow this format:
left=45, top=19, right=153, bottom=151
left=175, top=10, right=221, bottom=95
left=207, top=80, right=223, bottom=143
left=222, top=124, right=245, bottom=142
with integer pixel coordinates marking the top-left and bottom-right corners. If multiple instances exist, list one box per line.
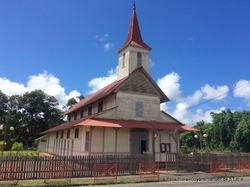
left=122, top=53, right=126, bottom=68
left=67, top=129, right=70, bottom=138
left=88, top=106, right=92, bottom=115
left=74, top=128, right=79, bottom=138
left=56, top=132, right=59, bottom=139
left=85, top=131, right=90, bottom=152
left=74, top=113, right=77, bottom=120
left=160, top=143, right=171, bottom=153
left=135, top=102, right=143, bottom=118
left=98, top=101, right=103, bottom=112
left=60, top=131, right=64, bottom=139
left=71, top=140, right=74, bottom=156
left=80, top=110, right=84, bottom=118
left=137, top=52, right=142, bottom=67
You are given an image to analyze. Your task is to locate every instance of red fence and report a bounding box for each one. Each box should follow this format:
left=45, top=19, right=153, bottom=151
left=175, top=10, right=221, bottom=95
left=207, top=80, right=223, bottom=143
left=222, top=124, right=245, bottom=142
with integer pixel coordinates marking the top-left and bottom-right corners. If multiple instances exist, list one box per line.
left=44, top=165, right=72, bottom=183
left=238, top=161, right=250, bottom=174
left=93, top=164, right=118, bottom=182
left=210, top=162, right=226, bottom=176
left=139, top=162, right=160, bottom=180
left=0, top=166, right=20, bottom=184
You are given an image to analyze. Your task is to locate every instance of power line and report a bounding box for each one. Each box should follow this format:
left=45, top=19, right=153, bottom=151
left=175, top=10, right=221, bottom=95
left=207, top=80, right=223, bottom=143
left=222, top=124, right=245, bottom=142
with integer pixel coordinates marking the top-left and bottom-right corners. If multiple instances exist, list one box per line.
left=172, top=80, right=250, bottom=115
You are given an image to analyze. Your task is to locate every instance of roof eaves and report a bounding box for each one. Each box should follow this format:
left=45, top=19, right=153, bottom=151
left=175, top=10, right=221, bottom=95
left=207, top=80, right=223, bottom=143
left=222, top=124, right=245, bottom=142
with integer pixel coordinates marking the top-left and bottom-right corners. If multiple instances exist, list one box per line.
left=63, top=79, right=127, bottom=116
left=160, top=110, right=183, bottom=125
left=41, top=107, right=118, bottom=134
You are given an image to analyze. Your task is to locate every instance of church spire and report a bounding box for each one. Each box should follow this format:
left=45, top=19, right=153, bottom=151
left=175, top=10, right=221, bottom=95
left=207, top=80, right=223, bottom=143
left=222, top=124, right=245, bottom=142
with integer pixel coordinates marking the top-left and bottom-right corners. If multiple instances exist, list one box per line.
left=117, top=2, right=151, bottom=80
left=117, top=2, right=151, bottom=53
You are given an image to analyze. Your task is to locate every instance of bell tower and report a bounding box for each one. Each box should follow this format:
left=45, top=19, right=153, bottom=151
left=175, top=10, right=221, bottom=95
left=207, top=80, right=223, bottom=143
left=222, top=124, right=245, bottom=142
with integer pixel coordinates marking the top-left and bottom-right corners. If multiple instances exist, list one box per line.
left=117, top=3, right=152, bottom=80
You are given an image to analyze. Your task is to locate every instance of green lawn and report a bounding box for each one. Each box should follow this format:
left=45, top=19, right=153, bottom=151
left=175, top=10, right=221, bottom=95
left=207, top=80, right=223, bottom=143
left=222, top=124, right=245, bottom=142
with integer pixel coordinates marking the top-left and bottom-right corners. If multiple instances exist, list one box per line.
left=1, top=150, right=42, bottom=157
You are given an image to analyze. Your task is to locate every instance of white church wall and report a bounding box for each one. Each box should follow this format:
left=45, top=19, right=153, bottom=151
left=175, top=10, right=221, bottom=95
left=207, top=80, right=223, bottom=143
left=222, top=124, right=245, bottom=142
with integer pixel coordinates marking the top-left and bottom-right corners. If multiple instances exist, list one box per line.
left=103, top=127, right=116, bottom=153
left=116, top=92, right=160, bottom=121
left=117, top=128, right=130, bottom=153
left=91, top=127, right=104, bottom=153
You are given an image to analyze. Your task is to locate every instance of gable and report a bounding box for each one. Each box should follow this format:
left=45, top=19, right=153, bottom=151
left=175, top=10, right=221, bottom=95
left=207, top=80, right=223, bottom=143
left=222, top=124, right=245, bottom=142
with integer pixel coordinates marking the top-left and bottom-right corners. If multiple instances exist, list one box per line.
left=117, top=67, right=169, bottom=103
left=64, top=67, right=168, bottom=116
left=119, top=73, right=158, bottom=95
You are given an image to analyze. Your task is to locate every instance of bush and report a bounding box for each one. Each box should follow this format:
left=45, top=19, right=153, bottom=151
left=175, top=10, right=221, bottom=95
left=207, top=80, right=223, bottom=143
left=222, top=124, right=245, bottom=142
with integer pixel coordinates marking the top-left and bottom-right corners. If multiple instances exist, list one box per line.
left=0, top=141, right=5, bottom=152
left=11, top=142, right=24, bottom=151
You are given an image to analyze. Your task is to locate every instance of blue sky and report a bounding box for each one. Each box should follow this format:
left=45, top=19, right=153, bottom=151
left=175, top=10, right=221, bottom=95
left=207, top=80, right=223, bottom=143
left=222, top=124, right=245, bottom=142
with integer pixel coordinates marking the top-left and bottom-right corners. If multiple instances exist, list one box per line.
left=0, top=0, right=250, bottom=126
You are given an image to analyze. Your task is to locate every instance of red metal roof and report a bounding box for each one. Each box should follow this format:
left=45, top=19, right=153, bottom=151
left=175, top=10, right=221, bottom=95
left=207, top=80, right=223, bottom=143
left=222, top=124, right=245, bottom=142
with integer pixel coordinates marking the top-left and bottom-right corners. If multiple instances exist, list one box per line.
left=42, top=115, right=198, bottom=134
left=78, top=118, right=198, bottom=132
left=63, top=77, right=126, bottom=115
left=117, top=3, right=151, bottom=53
left=64, top=67, right=169, bottom=116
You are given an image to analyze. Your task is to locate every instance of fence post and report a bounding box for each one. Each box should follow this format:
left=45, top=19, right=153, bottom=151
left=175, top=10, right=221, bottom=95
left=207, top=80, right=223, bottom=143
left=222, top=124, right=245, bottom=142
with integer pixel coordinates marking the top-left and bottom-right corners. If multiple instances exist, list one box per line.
left=175, top=152, right=179, bottom=171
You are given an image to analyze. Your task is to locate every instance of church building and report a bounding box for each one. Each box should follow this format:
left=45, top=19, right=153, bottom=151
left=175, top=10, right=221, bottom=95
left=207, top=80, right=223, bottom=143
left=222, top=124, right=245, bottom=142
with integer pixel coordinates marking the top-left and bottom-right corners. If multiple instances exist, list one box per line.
left=41, top=3, right=197, bottom=162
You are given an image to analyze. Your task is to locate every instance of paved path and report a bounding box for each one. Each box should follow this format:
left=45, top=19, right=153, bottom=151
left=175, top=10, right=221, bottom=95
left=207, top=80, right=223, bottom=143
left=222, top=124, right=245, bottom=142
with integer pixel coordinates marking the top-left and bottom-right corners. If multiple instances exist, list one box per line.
left=89, top=177, right=250, bottom=187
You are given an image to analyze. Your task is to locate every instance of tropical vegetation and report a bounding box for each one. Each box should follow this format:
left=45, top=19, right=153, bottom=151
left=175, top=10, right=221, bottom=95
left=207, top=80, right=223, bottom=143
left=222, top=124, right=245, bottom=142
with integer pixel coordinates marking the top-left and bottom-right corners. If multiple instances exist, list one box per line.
left=180, top=110, right=250, bottom=153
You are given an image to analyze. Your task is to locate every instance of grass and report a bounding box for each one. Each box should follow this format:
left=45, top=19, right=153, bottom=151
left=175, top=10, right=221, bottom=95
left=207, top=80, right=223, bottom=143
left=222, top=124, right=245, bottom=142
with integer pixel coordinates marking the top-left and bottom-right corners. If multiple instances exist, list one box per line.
left=0, top=173, right=162, bottom=187
left=1, top=150, right=42, bottom=157
left=0, top=178, right=149, bottom=187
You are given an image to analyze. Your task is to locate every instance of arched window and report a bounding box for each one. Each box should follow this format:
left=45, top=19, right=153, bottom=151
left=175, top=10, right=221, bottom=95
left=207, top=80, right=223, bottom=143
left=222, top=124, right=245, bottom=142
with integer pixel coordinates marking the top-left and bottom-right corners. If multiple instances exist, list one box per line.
left=122, top=53, right=126, bottom=68
left=137, top=52, right=142, bottom=67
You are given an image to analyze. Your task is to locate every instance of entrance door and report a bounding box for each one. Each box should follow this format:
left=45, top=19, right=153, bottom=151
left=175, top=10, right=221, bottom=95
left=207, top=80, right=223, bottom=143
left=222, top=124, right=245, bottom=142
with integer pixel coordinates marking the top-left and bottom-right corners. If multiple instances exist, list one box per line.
left=141, top=140, right=147, bottom=154
left=131, top=129, right=148, bottom=154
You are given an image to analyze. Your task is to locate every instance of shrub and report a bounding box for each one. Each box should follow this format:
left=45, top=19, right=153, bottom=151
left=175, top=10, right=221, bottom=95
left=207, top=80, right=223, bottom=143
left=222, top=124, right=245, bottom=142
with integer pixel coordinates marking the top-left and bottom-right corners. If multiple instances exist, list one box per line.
left=0, top=141, right=5, bottom=152
left=11, top=142, right=24, bottom=151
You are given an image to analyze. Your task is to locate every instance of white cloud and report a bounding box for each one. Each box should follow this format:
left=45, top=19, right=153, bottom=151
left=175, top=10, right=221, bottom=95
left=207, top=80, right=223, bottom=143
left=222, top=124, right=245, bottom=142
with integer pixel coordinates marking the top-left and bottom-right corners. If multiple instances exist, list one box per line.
left=95, top=34, right=113, bottom=51
left=87, top=68, right=117, bottom=95
left=95, top=34, right=108, bottom=41
left=104, top=43, right=113, bottom=51
left=234, top=80, right=250, bottom=106
left=157, top=72, right=232, bottom=125
left=201, top=84, right=229, bottom=100
left=157, top=72, right=182, bottom=100
left=150, top=59, right=155, bottom=67
left=2, top=67, right=248, bottom=126
left=0, top=71, right=81, bottom=109
left=0, top=77, right=27, bottom=95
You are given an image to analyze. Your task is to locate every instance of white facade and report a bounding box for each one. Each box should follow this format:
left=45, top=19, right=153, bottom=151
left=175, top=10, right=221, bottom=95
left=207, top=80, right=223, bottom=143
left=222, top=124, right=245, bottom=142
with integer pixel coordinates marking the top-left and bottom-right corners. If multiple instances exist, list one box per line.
left=118, top=46, right=150, bottom=80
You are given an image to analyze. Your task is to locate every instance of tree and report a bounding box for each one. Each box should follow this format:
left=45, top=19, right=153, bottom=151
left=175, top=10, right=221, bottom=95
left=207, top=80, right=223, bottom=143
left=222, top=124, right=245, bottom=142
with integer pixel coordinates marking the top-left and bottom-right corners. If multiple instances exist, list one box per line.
left=0, top=90, right=8, bottom=117
left=17, top=90, right=64, bottom=149
left=63, top=95, right=85, bottom=111
left=235, top=119, right=250, bottom=152
left=180, top=110, right=250, bottom=153
left=66, top=98, right=78, bottom=109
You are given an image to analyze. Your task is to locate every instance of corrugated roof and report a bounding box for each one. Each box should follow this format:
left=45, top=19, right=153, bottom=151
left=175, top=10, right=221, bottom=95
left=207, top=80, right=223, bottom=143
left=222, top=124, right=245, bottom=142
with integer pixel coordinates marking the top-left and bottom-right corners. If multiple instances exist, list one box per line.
left=42, top=117, right=198, bottom=133
left=41, top=108, right=117, bottom=134
left=79, top=118, right=198, bottom=132
left=64, top=67, right=169, bottom=116
left=63, top=77, right=126, bottom=115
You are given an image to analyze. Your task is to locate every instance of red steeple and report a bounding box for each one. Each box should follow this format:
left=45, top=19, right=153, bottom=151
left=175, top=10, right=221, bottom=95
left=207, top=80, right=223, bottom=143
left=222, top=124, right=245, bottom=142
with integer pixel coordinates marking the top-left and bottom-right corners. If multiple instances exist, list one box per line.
left=118, top=3, right=151, bottom=53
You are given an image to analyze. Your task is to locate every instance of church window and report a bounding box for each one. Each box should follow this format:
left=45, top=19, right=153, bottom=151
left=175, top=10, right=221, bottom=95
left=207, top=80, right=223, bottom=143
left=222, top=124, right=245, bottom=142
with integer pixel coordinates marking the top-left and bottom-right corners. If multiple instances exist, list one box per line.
left=160, top=143, right=171, bottom=153
left=135, top=102, right=143, bottom=117
left=85, top=131, right=90, bottom=151
left=122, top=53, right=126, bottom=68
left=88, top=106, right=92, bottom=115
left=98, top=101, right=103, bottom=112
left=137, top=52, right=142, bottom=67
left=60, top=131, right=64, bottom=139
left=80, top=110, right=84, bottom=118
left=74, top=128, right=79, bottom=138
left=67, top=129, right=70, bottom=138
